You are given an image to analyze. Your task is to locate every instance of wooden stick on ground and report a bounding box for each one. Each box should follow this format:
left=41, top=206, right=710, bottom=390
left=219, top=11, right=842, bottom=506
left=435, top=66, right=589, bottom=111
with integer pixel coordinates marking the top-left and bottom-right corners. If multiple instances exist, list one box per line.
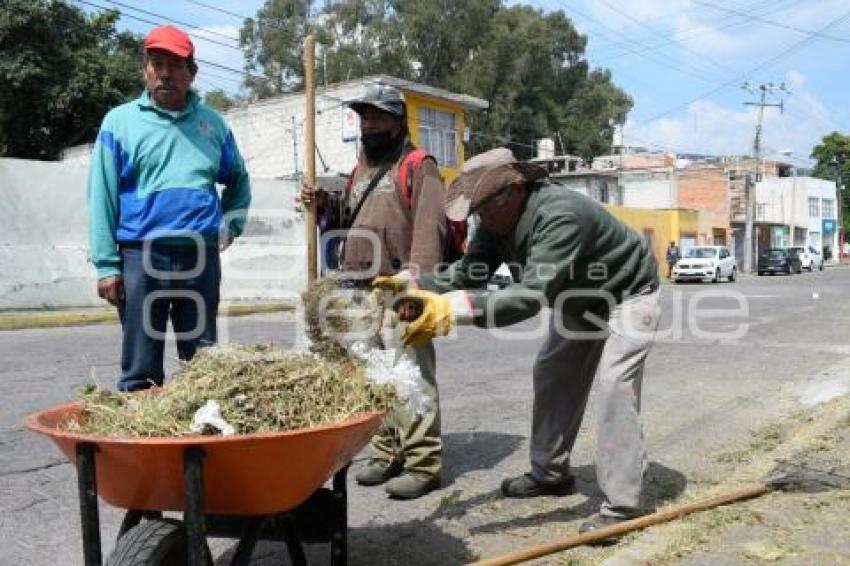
left=470, top=483, right=770, bottom=566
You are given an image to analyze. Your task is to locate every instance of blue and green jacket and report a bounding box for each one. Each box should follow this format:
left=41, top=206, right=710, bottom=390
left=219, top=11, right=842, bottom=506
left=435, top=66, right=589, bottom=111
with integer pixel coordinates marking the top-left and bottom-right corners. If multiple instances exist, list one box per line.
left=87, top=90, right=251, bottom=279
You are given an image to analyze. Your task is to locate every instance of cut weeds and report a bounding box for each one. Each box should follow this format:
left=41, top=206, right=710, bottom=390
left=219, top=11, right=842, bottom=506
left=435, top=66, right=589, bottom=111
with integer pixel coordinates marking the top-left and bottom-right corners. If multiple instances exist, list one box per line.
left=65, top=280, right=398, bottom=437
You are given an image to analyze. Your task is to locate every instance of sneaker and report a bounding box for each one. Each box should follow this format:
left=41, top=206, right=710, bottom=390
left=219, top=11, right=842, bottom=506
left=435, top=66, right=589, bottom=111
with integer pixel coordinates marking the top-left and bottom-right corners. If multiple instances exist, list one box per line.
left=384, top=472, right=440, bottom=499
left=355, top=459, right=402, bottom=486
left=500, top=473, right=576, bottom=498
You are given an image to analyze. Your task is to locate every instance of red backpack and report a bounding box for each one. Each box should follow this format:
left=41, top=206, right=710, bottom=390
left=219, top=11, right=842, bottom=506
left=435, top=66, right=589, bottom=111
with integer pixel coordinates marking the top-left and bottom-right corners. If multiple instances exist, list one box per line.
left=399, top=149, right=468, bottom=264
left=347, top=149, right=468, bottom=264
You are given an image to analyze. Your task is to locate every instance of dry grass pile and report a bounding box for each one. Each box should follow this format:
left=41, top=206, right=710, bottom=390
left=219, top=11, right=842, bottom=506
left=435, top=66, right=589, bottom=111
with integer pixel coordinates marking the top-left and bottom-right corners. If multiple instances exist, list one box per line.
left=301, top=278, right=386, bottom=358
left=65, top=344, right=396, bottom=438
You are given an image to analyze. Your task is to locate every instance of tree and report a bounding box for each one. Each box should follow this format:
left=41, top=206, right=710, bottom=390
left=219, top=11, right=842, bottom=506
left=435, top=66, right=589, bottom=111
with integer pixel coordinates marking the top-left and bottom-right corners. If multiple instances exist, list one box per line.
left=204, top=89, right=236, bottom=112
left=810, top=131, right=850, bottom=240
left=0, top=1, right=142, bottom=160
left=241, top=0, right=632, bottom=160
left=448, top=6, right=630, bottom=160
left=240, top=0, right=322, bottom=98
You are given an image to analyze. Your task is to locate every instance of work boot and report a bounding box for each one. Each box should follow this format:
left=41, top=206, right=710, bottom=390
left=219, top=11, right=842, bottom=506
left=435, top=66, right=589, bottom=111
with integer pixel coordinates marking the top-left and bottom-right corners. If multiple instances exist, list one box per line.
left=500, top=473, right=576, bottom=498
left=578, top=512, right=642, bottom=544
left=355, top=459, right=402, bottom=486
left=384, top=471, right=440, bottom=499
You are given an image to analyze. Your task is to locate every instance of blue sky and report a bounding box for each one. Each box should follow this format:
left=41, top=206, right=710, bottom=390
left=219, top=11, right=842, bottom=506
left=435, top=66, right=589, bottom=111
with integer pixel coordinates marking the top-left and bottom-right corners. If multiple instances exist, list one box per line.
left=80, top=0, right=850, bottom=163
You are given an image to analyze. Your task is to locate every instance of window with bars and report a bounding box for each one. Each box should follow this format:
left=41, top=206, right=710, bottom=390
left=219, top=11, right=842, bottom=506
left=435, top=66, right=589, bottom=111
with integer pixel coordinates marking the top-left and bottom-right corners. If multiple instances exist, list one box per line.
left=418, top=107, right=458, bottom=166
left=822, top=198, right=835, bottom=219
left=756, top=204, right=767, bottom=220
left=809, top=197, right=820, bottom=217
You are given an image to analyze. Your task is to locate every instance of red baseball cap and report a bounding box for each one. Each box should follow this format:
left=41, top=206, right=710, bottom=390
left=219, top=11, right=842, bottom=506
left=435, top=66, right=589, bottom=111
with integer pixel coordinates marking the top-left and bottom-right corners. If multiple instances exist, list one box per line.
left=144, top=25, right=194, bottom=58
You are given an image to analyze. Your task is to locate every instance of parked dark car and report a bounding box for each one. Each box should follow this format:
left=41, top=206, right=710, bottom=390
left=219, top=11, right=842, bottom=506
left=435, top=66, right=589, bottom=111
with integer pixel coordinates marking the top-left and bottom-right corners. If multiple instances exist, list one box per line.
left=757, top=248, right=802, bottom=275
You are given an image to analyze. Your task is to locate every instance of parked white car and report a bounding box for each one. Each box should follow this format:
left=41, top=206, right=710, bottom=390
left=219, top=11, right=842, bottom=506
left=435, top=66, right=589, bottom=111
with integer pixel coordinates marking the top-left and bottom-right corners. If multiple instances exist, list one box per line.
left=808, top=245, right=825, bottom=271
left=787, top=246, right=813, bottom=270
left=672, top=246, right=737, bottom=283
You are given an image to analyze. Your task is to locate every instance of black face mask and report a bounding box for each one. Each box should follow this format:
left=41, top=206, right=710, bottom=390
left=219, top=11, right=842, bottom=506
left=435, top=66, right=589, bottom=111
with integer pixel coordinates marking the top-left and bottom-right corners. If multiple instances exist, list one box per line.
left=361, top=130, right=404, bottom=164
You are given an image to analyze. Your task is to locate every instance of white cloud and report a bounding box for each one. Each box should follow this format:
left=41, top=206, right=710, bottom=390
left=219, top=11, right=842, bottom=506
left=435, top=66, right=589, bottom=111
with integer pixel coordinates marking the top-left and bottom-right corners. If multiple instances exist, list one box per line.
left=671, top=0, right=850, bottom=63
left=624, top=71, right=834, bottom=160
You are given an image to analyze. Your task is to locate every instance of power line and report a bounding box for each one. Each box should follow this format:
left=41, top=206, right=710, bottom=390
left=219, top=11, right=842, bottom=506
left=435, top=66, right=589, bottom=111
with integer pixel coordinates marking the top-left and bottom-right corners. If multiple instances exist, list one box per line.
left=692, top=0, right=850, bottom=44
left=184, top=0, right=249, bottom=21
left=594, top=0, right=737, bottom=77
left=591, top=0, right=799, bottom=60
left=634, top=8, right=850, bottom=128
left=73, top=0, right=243, bottom=53
left=545, top=0, right=724, bottom=84
left=101, top=0, right=240, bottom=43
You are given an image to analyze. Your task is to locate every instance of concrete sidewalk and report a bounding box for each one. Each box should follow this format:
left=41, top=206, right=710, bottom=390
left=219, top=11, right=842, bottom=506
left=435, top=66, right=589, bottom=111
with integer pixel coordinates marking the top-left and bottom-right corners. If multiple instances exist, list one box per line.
left=0, top=300, right=295, bottom=331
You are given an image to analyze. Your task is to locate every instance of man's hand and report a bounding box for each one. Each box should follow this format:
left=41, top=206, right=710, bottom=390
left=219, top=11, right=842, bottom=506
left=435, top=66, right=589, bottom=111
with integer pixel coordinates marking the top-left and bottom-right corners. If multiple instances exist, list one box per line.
left=219, top=234, right=234, bottom=252
left=395, top=289, right=472, bottom=347
left=299, top=180, right=326, bottom=208
left=97, top=275, right=124, bottom=307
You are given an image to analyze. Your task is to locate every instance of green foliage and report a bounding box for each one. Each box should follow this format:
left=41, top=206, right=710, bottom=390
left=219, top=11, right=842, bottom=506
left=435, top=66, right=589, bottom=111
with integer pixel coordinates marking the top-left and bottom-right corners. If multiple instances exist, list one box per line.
left=0, top=1, right=142, bottom=160
left=810, top=132, right=850, bottom=237
left=203, top=89, right=236, bottom=112
left=240, top=0, right=319, bottom=97
left=241, top=0, right=632, bottom=160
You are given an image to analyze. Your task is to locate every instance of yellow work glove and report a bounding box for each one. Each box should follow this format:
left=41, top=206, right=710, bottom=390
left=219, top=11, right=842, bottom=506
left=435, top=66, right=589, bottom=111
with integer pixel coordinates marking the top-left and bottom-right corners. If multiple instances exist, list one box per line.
left=397, top=289, right=473, bottom=347
left=371, top=269, right=414, bottom=293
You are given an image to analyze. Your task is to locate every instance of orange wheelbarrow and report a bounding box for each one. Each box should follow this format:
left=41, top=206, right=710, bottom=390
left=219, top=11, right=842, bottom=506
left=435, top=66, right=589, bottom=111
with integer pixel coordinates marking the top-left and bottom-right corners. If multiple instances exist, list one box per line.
left=25, top=402, right=383, bottom=566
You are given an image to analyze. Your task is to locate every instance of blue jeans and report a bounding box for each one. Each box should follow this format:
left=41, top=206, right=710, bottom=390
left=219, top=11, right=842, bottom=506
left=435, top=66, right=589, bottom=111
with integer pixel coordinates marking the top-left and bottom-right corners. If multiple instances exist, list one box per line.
left=117, top=243, right=221, bottom=391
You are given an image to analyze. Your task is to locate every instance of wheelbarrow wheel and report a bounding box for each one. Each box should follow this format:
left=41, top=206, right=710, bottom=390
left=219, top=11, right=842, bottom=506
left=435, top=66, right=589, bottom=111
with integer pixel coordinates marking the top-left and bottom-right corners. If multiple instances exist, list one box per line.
left=107, top=518, right=212, bottom=566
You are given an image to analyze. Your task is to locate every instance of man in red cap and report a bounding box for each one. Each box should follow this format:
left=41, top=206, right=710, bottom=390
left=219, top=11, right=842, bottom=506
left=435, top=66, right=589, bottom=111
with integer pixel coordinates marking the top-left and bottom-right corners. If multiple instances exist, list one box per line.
left=88, top=25, right=251, bottom=391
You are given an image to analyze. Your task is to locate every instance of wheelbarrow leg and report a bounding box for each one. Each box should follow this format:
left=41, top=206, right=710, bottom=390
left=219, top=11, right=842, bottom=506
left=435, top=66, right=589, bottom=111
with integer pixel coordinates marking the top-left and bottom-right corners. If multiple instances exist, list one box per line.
left=76, top=442, right=102, bottom=566
left=331, top=465, right=349, bottom=566
left=230, top=517, right=267, bottom=566
left=281, top=514, right=308, bottom=566
left=184, top=447, right=210, bottom=566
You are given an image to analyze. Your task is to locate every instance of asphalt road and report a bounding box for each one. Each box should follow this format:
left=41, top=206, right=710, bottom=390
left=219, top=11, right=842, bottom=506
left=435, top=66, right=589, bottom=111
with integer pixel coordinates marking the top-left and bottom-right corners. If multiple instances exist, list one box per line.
left=2, top=266, right=850, bottom=565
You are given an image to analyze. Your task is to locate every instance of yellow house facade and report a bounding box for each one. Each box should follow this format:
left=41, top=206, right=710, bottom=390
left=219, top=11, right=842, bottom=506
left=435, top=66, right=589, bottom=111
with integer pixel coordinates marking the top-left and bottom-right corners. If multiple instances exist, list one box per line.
left=382, top=77, right=488, bottom=185
left=607, top=206, right=700, bottom=277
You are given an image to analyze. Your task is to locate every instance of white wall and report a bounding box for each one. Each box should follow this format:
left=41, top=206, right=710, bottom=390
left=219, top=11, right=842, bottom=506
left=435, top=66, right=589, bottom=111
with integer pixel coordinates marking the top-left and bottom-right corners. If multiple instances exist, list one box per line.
left=0, top=158, right=308, bottom=310
left=59, top=81, right=369, bottom=180
left=224, top=81, right=367, bottom=179
left=755, top=177, right=810, bottom=230
left=621, top=169, right=676, bottom=209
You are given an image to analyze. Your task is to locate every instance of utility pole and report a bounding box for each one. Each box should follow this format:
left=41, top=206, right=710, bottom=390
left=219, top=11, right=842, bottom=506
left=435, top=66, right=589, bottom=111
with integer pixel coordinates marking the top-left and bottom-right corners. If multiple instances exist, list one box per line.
left=741, top=82, right=787, bottom=271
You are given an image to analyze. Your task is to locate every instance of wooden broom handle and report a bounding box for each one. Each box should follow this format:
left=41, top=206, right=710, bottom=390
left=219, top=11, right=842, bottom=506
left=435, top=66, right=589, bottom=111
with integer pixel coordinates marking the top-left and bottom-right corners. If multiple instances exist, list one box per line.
left=470, top=484, right=769, bottom=566
left=304, top=34, right=317, bottom=284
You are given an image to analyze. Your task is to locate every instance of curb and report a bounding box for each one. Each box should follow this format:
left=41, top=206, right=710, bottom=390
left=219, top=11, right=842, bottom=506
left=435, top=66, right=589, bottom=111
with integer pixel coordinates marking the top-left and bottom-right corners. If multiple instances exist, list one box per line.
left=0, top=301, right=296, bottom=331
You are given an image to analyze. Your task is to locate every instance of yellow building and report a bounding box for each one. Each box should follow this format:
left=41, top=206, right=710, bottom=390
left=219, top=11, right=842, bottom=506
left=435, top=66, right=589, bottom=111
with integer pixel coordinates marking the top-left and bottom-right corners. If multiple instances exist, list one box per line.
left=389, top=78, right=489, bottom=184
left=607, top=207, right=700, bottom=276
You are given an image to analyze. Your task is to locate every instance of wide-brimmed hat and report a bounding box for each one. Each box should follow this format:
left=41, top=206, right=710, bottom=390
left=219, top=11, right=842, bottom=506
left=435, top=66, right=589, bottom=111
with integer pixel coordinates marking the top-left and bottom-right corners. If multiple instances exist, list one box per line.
left=445, top=148, right=548, bottom=221
left=346, top=83, right=406, bottom=117
left=144, top=25, right=194, bottom=59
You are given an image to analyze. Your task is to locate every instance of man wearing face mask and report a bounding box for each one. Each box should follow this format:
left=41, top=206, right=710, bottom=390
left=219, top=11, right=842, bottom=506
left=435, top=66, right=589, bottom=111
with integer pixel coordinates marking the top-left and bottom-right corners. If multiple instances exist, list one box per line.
left=302, top=84, right=447, bottom=499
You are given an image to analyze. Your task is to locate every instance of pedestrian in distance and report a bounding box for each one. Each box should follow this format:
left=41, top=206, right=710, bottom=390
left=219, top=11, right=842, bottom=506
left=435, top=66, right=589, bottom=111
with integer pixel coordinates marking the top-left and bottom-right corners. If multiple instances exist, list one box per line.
left=301, top=84, right=447, bottom=499
left=375, top=147, right=662, bottom=533
left=665, top=241, right=680, bottom=279
left=87, top=25, right=251, bottom=392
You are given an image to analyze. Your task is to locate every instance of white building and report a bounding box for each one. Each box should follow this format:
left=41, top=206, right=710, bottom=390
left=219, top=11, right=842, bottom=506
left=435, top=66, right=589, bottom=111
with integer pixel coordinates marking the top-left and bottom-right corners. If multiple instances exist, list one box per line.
left=754, top=175, right=838, bottom=262
left=803, top=177, right=840, bottom=261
